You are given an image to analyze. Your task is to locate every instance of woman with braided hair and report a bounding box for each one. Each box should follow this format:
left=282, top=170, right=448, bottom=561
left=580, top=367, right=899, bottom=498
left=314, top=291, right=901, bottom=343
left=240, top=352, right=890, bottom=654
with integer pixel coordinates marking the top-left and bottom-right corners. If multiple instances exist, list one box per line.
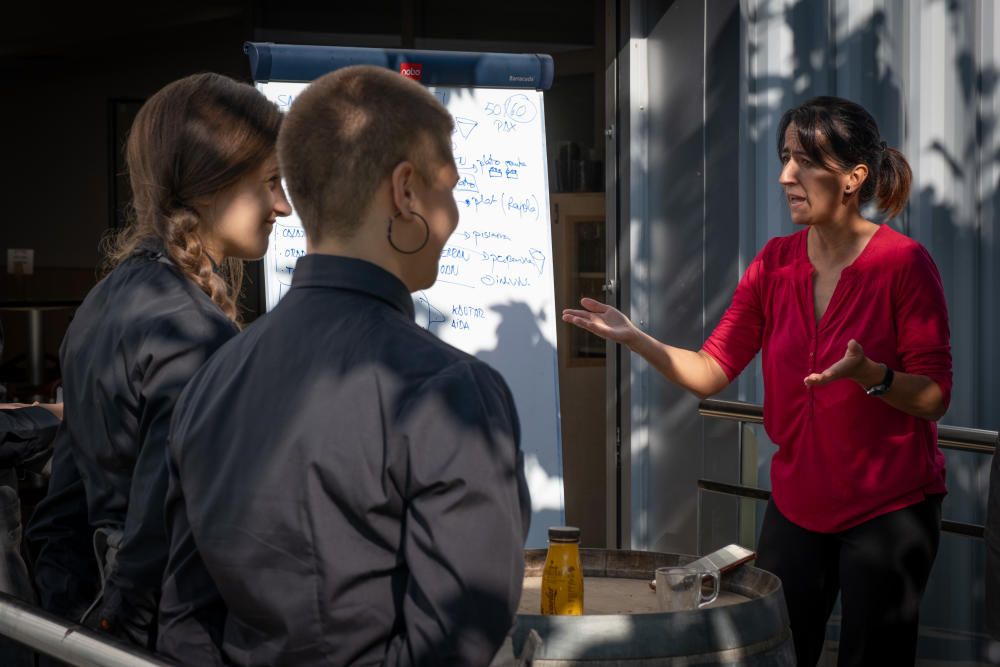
left=26, top=72, right=291, bottom=651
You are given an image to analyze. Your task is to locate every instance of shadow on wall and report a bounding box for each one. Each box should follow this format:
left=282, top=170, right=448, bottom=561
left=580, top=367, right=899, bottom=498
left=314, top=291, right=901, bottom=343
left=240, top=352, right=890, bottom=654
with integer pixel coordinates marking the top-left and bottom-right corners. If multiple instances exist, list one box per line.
left=417, top=291, right=565, bottom=548
left=477, top=300, right=564, bottom=548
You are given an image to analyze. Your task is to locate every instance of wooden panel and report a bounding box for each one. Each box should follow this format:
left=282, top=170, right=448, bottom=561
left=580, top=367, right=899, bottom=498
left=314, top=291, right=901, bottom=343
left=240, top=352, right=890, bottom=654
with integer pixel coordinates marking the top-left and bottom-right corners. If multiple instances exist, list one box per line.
left=551, top=193, right=606, bottom=546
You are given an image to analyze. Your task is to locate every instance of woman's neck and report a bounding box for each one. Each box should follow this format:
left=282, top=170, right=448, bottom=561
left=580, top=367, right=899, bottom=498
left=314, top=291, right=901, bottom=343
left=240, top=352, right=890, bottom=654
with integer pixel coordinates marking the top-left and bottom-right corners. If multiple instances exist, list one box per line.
left=807, top=212, right=878, bottom=267
left=198, top=230, right=225, bottom=268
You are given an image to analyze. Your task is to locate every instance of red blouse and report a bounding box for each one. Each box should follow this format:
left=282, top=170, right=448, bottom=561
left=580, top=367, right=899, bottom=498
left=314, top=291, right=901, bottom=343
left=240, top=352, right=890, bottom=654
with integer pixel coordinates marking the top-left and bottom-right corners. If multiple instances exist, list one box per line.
left=702, top=224, right=951, bottom=533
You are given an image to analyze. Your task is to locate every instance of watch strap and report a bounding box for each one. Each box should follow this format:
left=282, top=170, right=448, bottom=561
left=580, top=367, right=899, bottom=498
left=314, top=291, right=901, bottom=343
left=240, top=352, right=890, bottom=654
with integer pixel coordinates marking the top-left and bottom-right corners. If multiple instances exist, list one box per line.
left=865, top=364, right=894, bottom=396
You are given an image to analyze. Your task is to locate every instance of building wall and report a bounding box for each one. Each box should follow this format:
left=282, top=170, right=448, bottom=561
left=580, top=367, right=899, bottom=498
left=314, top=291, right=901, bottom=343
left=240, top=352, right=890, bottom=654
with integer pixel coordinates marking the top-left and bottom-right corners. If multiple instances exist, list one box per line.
left=1, top=17, right=251, bottom=271
left=622, top=0, right=743, bottom=556
left=624, top=0, right=999, bottom=657
left=739, top=1, right=998, bottom=657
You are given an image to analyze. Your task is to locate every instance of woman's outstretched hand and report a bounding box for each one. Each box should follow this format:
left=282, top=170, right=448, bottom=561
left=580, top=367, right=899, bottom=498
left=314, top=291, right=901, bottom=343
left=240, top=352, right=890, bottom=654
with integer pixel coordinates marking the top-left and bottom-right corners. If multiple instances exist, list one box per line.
left=564, top=297, right=730, bottom=398
left=803, top=339, right=867, bottom=387
left=562, top=298, right=641, bottom=347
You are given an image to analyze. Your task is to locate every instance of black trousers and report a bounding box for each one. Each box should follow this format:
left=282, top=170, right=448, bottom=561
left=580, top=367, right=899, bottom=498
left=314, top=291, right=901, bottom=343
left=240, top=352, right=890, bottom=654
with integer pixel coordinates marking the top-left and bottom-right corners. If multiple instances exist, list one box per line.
left=756, top=496, right=942, bottom=667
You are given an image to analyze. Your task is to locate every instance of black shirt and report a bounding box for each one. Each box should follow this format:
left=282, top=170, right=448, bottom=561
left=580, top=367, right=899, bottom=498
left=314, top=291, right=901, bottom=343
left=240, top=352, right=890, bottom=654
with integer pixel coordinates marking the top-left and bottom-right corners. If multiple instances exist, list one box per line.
left=158, top=254, right=531, bottom=666
left=26, top=242, right=237, bottom=631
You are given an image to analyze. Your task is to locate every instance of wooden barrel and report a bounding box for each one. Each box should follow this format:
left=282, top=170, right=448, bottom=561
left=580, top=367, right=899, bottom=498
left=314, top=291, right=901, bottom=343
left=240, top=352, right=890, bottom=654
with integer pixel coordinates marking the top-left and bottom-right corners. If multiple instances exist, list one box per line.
left=511, top=549, right=794, bottom=666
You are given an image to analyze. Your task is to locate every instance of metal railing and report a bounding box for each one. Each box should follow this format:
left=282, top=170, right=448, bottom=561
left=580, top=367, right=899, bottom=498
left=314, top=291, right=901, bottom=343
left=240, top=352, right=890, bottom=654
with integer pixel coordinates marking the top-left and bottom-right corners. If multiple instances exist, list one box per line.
left=697, top=398, right=998, bottom=540
left=1, top=399, right=990, bottom=664
left=0, top=593, right=170, bottom=667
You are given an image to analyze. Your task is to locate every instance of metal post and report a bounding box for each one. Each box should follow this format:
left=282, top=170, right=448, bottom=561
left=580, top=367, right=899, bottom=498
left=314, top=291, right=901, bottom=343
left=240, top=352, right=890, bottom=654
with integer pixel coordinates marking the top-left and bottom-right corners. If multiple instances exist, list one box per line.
left=26, top=308, right=44, bottom=387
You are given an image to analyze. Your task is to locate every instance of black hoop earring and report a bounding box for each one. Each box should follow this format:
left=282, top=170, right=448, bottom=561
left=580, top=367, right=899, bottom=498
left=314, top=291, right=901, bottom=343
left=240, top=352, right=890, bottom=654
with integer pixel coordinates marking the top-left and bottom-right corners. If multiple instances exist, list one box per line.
left=387, top=211, right=430, bottom=255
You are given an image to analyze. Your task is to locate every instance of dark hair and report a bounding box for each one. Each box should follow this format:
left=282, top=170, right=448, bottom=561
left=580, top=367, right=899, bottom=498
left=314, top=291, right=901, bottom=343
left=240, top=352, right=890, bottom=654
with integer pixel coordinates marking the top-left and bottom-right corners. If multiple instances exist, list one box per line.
left=104, top=72, right=283, bottom=324
left=278, top=65, right=454, bottom=242
left=777, top=96, right=912, bottom=219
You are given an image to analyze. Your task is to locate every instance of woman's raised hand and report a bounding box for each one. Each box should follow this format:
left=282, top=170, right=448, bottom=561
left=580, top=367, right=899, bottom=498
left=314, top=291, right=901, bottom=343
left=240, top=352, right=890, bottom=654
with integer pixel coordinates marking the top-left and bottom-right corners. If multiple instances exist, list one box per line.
left=803, top=339, right=867, bottom=387
left=562, top=298, right=641, bottom=346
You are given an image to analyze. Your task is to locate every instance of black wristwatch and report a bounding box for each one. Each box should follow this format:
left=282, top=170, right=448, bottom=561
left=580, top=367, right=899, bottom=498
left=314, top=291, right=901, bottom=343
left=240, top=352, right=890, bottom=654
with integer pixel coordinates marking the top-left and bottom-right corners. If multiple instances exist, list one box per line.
left=865, top=364, right=894, bottom=396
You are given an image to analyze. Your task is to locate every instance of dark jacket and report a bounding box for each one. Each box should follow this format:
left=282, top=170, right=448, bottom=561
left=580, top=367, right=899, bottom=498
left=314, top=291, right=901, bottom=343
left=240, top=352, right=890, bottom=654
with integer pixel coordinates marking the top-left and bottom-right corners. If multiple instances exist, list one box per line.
left=0, top=407, right=59, bottom=469
left=25, top=241, right=237, bottom=647
left=0, top=322, right=61, bottom=667
left=157, top=254, right=531, bottom=666
left=0, top=321, right=60, bottom=466
left=0, top=404, right=56, bottom=667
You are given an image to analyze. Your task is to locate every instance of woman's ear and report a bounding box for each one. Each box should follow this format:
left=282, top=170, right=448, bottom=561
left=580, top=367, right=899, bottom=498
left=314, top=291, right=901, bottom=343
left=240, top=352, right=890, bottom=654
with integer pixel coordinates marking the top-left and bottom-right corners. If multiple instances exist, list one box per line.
left=845, top=163, right=869, bottom=195
left=390, top=161, right=417, bottom=217
left=192, top=193, right=218, bottom=221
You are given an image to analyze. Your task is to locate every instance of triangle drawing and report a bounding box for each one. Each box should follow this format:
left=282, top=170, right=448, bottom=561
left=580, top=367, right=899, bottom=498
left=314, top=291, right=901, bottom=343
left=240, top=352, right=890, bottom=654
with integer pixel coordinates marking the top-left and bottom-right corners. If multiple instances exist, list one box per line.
left=455, top=117, right=479, bottom=140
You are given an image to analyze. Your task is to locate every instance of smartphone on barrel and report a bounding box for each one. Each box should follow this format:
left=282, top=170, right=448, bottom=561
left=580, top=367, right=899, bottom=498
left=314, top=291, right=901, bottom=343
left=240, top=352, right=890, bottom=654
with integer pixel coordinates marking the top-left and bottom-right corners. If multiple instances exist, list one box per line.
left=649, top=544, right=756, bottom=591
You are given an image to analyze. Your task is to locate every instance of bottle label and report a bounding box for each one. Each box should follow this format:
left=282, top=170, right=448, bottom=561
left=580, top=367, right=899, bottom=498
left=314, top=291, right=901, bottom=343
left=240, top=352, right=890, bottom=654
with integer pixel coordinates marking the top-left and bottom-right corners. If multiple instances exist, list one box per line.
left=541, top=560, right=584, bottom=615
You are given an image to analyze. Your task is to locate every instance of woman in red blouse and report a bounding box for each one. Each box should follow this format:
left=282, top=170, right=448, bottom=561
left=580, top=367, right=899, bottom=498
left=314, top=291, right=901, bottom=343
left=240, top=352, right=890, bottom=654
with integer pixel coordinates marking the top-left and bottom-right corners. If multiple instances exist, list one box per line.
left=564, top=96, right=950, bottom=666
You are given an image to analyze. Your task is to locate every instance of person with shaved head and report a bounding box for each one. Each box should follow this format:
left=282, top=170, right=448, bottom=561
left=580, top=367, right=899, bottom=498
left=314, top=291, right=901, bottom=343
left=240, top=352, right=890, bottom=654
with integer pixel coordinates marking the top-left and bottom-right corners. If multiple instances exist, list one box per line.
left=157, top=66, right=531, bottom=666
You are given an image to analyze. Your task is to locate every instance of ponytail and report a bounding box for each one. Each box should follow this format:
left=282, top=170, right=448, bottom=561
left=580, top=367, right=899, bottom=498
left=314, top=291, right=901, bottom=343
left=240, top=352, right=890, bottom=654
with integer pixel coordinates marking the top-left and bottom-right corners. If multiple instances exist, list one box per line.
left=875, top=146, right=912, bottom=220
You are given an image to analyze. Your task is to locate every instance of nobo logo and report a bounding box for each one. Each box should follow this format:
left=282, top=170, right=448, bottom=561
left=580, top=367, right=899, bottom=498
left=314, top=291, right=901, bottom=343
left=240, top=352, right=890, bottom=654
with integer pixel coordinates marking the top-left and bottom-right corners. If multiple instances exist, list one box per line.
left=400, top=63, right=423, bottom=80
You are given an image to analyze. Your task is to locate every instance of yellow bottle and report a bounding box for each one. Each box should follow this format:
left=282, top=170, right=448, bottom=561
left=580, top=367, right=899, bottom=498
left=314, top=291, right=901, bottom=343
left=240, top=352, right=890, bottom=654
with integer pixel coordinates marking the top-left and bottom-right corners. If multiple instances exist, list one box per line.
left=540, top=526, right=583, bottom=615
